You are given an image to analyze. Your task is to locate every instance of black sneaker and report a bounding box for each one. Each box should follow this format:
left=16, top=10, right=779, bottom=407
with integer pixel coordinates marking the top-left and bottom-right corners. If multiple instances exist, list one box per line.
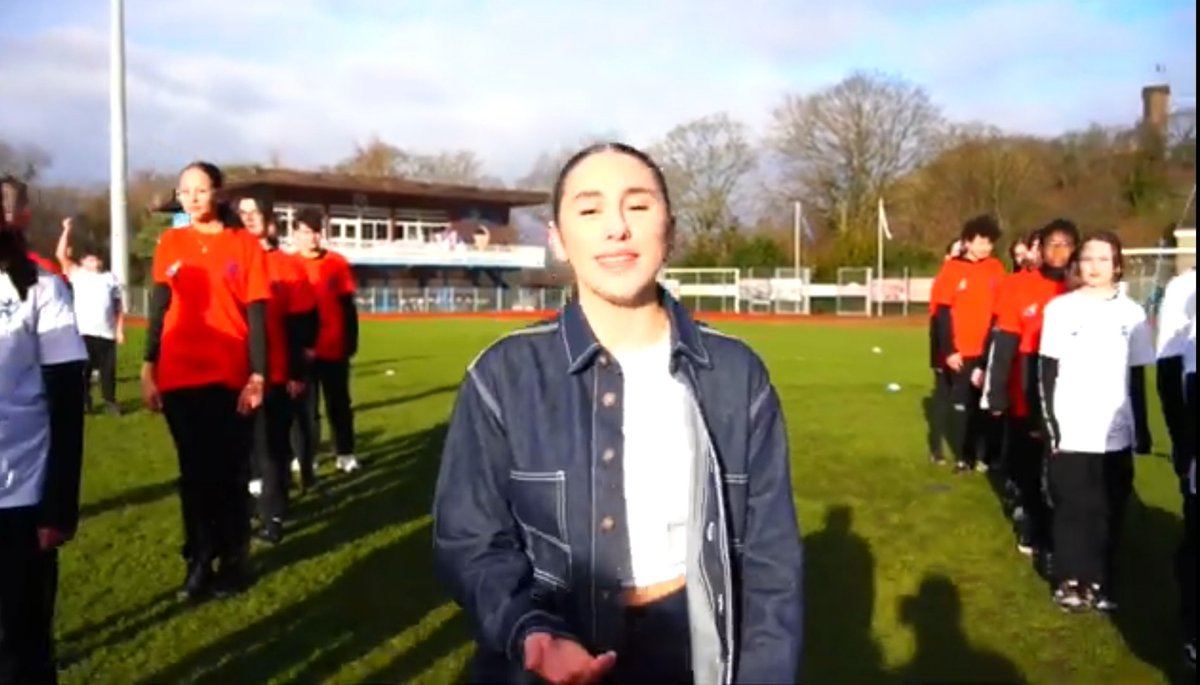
left=212, top=557, right=253, bottom=599
left=1090, top=585, right=1118, bottom=613
left=1054, top=581, right=1087, bottom=613
left=178, top=562, right=214, bottom=601
left=256, top=519, right=284, bottom=545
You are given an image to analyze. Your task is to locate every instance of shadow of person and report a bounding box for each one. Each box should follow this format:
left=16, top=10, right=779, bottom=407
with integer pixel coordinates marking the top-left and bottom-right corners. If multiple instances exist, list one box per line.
left=894, top=575, right=1028, bottom=685
left=135, top=422, right=470, bottom=685
left=802, top=505, right=888, bottom=684
left=1106, top=491, right=1191, bottom=685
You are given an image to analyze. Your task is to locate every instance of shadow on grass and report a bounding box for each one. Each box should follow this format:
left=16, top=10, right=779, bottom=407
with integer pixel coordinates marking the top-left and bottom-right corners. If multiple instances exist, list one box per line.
left=1109, top=492, right=1190, bottom=685
left=135, top=421, right=469, bottom=685
left=354, top=384, right=459, bottom=414
left=802, top=504, right=887, bottom=683
left=893, top=574, right=1028, bottom=685
left=78, top=479, right=177, bottom=520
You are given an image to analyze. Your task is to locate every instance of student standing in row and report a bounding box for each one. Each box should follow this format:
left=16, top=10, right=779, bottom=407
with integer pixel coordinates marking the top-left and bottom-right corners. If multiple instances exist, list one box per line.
left=290, top=210, right=360, bottom=476
left=984, top=219, right=1078, bottom=558
left=0, top=195, right=88, bottom=685
left=927, top=239, right=964, bottom=466
left=932, top=215, right=1006, bottom=474
left=55, top=217, right=125, bottom=416
left=433, top=143, right=803, bottom=684
left=235, top=193, right=317, bottom=543
left=1179, top=315, right=1196, bottom=670
left=141, top=162, right=270, bottom=599
left=1039, top=232, right=1154, bottom=613
left=1156, top=267, right=1196, bottom=487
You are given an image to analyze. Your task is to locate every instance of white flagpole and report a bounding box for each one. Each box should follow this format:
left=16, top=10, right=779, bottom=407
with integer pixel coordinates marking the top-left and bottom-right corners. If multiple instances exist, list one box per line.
left=792, top=200, right=801, bottom=276
left=109, top=0, right=130, bottom=302
left=876, top=198, right=885, bottom=317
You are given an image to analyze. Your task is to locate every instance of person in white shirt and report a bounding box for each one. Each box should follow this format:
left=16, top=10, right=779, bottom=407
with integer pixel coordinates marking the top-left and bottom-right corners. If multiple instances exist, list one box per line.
left=1178, top=314, right=1196, bottom=670
left=0, top=196, right=88, bottom=685
left=1039, top=232, right=1155, bottom=614
left=1156, top=268, right=1196, bottom=482
left=54, top=217, right=124, bottom=416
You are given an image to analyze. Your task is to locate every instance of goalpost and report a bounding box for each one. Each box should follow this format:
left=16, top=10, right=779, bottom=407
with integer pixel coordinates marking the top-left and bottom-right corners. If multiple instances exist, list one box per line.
left=661, top=268, right=741, bottom=313
left=1124, top=244, right=1196, bottom=324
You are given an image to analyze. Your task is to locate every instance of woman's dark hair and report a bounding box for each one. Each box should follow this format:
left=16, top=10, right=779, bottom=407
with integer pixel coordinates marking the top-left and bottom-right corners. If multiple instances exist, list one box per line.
left=960, top=214, right=1002, bottom=242
left=1038, top=218, right=1081, bottom=247
left=181, top=160, right=225, bottom=190
left=1069, top=230, right=1126, bottom=284
left=0, top=183, right=38, bottom=301
left=550, top=142, right=672, bottom=223
left=232, top=193, right=278, bottom=245
left=295, top=207, right=325, bottom=233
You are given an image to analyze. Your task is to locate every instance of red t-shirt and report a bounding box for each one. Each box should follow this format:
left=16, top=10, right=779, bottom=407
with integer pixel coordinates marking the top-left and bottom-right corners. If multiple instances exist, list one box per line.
left=932, top=256, right=1006, bottom=359
left=993, top=269, right=1068, bottom=416
left=298, top=250, right=356, bottom=361
left=265, top=249, right=317, bottom=385
left=152, top=227, right=271, bottom=392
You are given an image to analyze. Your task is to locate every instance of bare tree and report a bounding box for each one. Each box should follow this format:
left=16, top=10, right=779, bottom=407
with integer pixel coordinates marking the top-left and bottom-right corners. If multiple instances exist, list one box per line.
left=0, top=139, right=52, bottom=182
left=770, top=71, right=943, bottom=234
left=332, top=136, right=498, bottom=186
left=651, top=113, right=756, bottom=236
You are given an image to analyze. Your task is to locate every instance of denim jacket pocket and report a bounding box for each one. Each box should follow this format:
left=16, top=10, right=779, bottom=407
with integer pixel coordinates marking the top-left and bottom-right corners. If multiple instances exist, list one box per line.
left=509, top=470, right=572, bottom=590
left=722, top=472, right=749, bottom=555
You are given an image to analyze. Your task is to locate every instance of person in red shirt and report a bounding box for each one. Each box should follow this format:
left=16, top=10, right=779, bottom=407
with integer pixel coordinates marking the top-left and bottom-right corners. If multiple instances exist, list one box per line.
left=291, top=208, right=361, bottom=475
left=234, top=193, right=317, bottom=544
left=141, top=161, right=270, bottom=600
left=932, top=215, right=1006, bottom=474
left=984, top=219, right=1079, bottom=558
left=927, top=239, right=965, bottom=465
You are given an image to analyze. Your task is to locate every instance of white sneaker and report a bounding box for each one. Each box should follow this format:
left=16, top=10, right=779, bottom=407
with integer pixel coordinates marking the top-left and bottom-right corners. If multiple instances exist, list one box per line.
left=291, top=459, right=301, bottom=474
left=336, top=455, right=361, bottom=473
left=248, top=479, right=263, bottom=497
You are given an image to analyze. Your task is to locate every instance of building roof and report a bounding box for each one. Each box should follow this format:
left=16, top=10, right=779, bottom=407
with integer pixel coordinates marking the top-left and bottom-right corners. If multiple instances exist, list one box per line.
left=155, top=166, right=548, bottom=212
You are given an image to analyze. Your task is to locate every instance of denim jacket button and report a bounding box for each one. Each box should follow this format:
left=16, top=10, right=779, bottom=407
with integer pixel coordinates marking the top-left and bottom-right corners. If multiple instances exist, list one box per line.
left=600, top=516, right=616, bottom=532
left=602, top=448, right=616, bottom=464
left=601, top=391, right=617, bottom=408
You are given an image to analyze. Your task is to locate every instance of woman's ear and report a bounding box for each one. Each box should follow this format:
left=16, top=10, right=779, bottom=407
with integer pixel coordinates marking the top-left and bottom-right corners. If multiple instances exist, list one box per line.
left=547, top=221, right=568, bottom=263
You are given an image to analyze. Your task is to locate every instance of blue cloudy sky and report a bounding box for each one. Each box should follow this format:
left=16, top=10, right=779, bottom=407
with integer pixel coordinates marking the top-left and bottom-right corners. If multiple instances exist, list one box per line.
left=0, top=0, right=1194, bottom=184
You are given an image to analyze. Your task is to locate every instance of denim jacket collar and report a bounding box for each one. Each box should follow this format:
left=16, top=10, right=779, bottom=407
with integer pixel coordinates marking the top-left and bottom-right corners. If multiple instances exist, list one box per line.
left=559, top=287, right=713, bottom=375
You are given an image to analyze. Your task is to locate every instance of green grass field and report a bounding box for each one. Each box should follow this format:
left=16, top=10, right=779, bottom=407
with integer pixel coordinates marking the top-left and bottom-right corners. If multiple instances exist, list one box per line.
left=59, top=319, right=1190, bottom=685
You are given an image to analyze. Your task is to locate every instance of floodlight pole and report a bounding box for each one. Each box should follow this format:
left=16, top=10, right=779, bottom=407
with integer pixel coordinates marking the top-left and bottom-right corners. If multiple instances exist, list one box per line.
left=109, top=0, right=130, bottom=300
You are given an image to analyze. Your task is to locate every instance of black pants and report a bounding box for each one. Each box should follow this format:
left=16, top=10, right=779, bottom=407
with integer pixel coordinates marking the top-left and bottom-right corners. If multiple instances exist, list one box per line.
left=0, top=506, right=59, bottom=685
left=82, top=335, right=116, bottom=405
left=949, top=360, right=1003, bottom=467
left=162, top=385, right=253, bottom=567
left=1009, top=416, right=1051, bottom=548
left=609, top=589, right=693, bottom=684
left=254, top=384, right=293, bottom=522
left=1048, top=449, right=1134, bottom=589
left=309, top=359, right=355, bottom=456
left=1180, top=484, right=1196, bottom=644
left=927, top=369, right=953, bottom=459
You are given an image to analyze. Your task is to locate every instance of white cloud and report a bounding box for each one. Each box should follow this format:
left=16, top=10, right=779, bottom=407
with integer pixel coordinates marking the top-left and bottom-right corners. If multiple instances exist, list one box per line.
left=0, top=0, right=1193, bottom=184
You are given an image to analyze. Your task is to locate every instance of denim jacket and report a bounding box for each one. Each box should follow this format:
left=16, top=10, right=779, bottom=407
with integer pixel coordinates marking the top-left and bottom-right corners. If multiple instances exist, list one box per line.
left=432, top=292, right=804, bottom=684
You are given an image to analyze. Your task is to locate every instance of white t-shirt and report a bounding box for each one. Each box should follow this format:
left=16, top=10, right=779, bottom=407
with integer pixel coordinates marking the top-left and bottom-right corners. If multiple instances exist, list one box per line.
left=1156, top=269, right=1196, bottom=360
left=68, top=267, right=122, bottom=339
left=614, top=336, right=694, bottom=588
left=1040, top=289, right=1156, bottom=454
left=0, top=269, right=88, bottom=509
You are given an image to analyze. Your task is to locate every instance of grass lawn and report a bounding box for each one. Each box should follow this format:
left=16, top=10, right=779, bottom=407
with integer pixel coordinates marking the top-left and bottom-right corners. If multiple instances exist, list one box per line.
left=59, top=319, right=1189, bottom=685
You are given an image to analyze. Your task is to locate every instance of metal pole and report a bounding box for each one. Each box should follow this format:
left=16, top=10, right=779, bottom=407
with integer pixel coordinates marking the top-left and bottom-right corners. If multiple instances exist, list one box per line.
left=876, top=205, right=884, bottom=317
left=109, top=0, right=130, bottom=298
left=792, top=200, right=801, bottom=277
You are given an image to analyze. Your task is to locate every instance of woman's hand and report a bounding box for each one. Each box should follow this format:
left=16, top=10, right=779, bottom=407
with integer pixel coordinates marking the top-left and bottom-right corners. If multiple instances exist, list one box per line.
left=238, top=374, right=265, bottom=415
left=140, top=362, right=162, bottom=412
